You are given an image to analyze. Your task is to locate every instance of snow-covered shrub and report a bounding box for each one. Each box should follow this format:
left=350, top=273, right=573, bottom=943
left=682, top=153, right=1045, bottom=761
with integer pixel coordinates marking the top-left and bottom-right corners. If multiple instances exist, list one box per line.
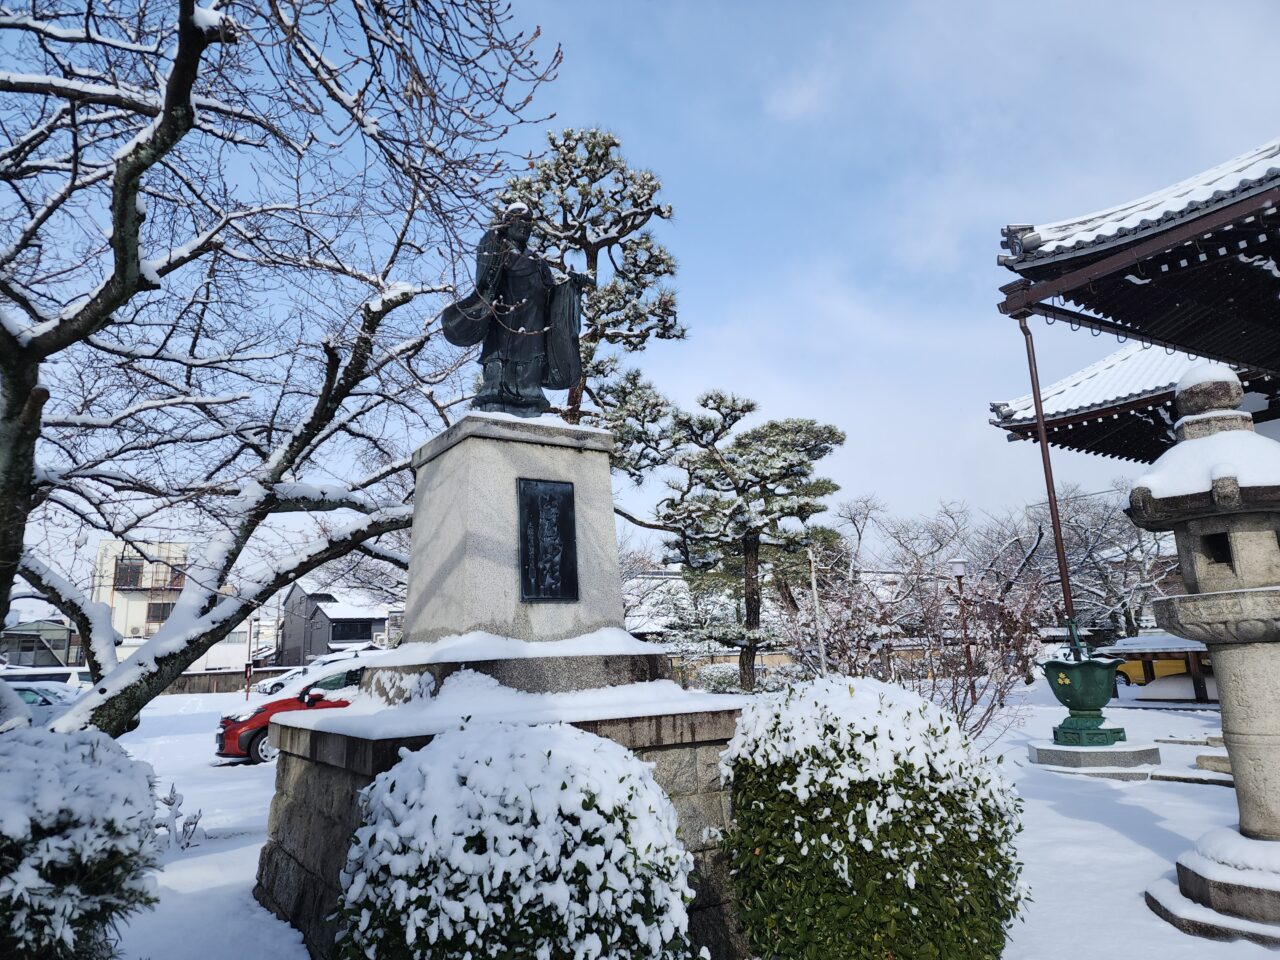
left=758, top=662, right=811, bottom=692
left=0, top=728, right=158, bottom=959
left=337, top=722, right=698, bottom=960
left=692, top=661, right=742, bottom=693
left=156, top=783, right=204, bottom=853
left=722, top=677, right=1025, bottom=960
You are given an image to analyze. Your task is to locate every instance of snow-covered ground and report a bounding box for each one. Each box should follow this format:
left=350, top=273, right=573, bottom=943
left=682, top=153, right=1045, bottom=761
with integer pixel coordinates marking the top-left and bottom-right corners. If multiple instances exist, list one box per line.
left=115, top=693, right=307, bottom=960
left=111, top=685, right=1270, bottom=959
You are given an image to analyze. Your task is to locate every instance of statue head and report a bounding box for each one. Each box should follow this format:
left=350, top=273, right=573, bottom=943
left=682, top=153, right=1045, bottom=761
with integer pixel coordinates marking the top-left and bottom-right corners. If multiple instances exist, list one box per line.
left=497, top=202, right=533, bottom=250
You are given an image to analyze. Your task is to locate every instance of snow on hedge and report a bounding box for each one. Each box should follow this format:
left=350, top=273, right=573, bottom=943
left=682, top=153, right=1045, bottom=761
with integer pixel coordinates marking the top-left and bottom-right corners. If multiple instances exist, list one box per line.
left=0, top=728, right=158, bottom=958
left=722, top=677, right=1026, bottom=960
left=337, top=722, right=699, bottom=960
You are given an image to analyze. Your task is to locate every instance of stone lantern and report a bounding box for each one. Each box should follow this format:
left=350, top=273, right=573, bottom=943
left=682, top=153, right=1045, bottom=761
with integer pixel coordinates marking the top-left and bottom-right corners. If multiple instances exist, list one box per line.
left=1129, top=364, right=1280, bottom=945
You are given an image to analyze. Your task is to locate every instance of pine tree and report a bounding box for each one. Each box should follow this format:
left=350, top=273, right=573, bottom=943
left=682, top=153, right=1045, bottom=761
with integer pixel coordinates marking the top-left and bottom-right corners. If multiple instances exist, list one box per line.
left=500, top=129, right=681, bottom=422
left=624, top=390, right=844, bottom=690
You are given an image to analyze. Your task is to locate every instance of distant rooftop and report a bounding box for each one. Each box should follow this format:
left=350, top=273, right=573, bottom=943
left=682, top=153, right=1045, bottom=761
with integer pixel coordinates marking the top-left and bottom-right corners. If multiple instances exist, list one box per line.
left=295, top=576, right=390, bottom=621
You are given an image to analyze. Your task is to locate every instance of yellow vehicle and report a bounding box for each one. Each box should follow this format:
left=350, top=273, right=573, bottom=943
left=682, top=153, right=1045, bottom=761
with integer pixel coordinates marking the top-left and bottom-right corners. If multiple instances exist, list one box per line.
left=1115, top=658, right=1187, bottom=686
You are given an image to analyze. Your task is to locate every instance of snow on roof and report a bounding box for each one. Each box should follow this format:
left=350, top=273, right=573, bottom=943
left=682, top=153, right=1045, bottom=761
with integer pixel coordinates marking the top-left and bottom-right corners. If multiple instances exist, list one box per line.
left=1098, top=633, right=1206, bottom=654
left=1008, top=135, right=1280, bottom=261
left=991, top=342, right=1236, bottom=426
left=315, top=599, right=388, bottom=621
left=295, top=575, right=390, bottom=621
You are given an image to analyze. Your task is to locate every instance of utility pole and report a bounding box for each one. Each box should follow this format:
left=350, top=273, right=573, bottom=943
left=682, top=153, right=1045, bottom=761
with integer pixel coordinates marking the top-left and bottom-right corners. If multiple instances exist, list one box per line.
left=808, top=547, right=828, bottom=676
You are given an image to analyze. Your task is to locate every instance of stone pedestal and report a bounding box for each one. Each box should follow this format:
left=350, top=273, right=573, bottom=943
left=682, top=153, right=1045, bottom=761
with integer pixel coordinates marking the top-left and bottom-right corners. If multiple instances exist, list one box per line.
left=255, top=415, right=749, bottom=960
left=403, top=413, right=625, bottom=643
left=254, top=697, right=748, bottom=960
left=1026, top=740, right=1160, bottom=779
left=1145, top=828, right=1280, bottom=947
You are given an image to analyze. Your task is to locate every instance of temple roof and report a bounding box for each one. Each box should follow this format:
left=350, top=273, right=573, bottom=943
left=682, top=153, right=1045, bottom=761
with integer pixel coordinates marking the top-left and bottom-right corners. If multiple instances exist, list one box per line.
left=992, top=343, right=1216, bottom=424
left=1001, top=137, right=1280, bottom=265
left=996, top=134, right=1280, bottom=374
left=989, top=343, right=1279, bottom=463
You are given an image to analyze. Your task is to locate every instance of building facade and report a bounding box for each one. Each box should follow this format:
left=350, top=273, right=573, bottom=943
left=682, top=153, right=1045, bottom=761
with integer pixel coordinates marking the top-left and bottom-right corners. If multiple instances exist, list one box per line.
left=90, top=540, right=188, bottom=642
left=0, top=619, right=82, bottom=668
left=277, top=579, right=392, bottom=666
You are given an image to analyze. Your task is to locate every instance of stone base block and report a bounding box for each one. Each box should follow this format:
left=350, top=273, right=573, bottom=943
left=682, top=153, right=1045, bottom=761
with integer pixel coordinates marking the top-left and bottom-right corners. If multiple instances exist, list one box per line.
left=1147, top=879, right=1280, bottom=948
left=1196, top=751, right=1232, bottom=775
left=256, top=704, right=746, bottom=960
left=1151, top=770, right=1234, bottom=788
left=1041, top=766, right=1153, bottom=782
left=1148, top=826, right=1280, bottom=945
left=1027, top=740, right=1160, bottom=768
left=1178, top=857, right=1280, bottom=924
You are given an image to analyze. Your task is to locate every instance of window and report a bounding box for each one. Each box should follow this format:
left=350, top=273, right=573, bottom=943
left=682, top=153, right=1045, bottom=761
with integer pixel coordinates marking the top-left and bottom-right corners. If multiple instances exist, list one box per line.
left=167, top=564, right=186, bottom=588
left=146, top=602, right=175, bottom=622
left=1202, top=533, right=1233, bottom=566
left=114, top=557, right=143, bottom=587
left=331, top=620, right=374, bottom=643
left=313, top=668, right=359, bottom=691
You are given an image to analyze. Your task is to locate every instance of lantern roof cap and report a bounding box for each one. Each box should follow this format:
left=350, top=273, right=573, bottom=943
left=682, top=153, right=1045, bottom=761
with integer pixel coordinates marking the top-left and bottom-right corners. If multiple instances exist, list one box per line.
left=1129, top=369, right=1280, bottom=528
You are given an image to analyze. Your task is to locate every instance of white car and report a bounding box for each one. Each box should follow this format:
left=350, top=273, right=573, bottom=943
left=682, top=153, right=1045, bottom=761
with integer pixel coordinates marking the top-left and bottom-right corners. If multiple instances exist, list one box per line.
left=253, top=648, right=377, bottom=694
left=9, top=681, right=77, bottom=726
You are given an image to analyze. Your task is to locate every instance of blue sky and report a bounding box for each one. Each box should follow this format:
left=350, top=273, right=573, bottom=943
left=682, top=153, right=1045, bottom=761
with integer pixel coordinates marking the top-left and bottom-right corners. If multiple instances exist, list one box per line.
left=511, top=0, right=1280, bottom=518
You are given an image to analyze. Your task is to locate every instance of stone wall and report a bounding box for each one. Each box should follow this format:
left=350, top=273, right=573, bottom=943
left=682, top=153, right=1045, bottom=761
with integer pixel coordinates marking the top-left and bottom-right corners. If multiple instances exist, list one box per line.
left=254, top=709, right=747, bottom=960
left=163, top=667, right=291, bottom=695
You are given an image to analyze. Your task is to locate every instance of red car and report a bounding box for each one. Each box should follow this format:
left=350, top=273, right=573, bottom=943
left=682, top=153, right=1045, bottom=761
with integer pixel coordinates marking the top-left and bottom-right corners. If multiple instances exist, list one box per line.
left=216, top=666, right=363, bottom=763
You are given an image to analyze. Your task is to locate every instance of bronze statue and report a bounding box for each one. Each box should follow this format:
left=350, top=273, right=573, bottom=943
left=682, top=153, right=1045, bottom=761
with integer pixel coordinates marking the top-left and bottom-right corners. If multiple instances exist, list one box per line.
left=440, top=203, right=588, bottom=416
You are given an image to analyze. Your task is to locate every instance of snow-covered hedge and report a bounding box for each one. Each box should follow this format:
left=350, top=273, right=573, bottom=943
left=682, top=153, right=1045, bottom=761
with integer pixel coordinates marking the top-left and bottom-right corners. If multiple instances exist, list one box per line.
left=0, top=728, right=158, bottom=959
left=692, top=660, right=809, bottom=694
left=722, top=677, right=1025, bottom=960
left=692, top=661, right=741, bottom=693
left=337, top=722, right=698, bottom=960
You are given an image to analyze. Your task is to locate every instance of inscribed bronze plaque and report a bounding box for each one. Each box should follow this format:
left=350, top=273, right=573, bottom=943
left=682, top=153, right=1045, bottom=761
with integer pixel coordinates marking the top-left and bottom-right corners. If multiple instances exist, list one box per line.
left=518, top=479, right=578, bottom=602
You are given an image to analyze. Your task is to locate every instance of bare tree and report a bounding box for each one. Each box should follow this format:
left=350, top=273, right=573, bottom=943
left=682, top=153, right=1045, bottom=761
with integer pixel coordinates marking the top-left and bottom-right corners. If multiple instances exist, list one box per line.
left=2, top=1, right=560, bottom=733
left=0, top=0, right=559, bottom=631
left=1025, top=483, right=1179, bottom=637
left=781, top=500, right=1048, bottom=739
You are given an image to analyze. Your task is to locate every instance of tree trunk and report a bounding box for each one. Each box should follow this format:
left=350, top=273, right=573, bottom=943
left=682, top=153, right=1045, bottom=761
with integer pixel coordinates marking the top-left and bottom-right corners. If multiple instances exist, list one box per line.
left=66, top=615, right=245, bottom=737
left=1123, top=603, right=1139, bottom=637
left=740, top=533, right=761, bottom=691
left=774, top=573, right=800, bottom=615
left=562, top=249, right=597, bottom=424
left=0, top=359, right=47, bottom=630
